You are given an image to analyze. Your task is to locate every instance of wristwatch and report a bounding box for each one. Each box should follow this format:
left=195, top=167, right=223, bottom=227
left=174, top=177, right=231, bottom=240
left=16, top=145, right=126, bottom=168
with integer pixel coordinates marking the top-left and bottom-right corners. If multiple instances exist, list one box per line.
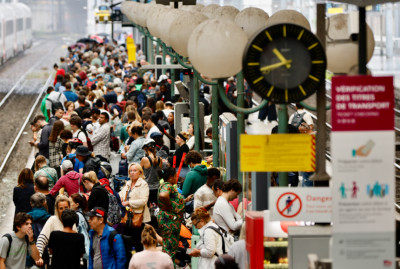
left=29, top=241, right=35, bottom=245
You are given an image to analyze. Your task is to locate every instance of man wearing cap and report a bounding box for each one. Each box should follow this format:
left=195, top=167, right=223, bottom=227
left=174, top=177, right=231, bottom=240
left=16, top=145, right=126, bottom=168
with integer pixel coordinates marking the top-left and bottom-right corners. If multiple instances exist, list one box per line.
left=163, top=101, right=174, bottom=119
left=76, top=145, right=95, bottom=173
left=87, top=207, right=126, bottom=269
left=50, top=160, right=83, bottom=197
left=91, top=112, right=111, bottom=162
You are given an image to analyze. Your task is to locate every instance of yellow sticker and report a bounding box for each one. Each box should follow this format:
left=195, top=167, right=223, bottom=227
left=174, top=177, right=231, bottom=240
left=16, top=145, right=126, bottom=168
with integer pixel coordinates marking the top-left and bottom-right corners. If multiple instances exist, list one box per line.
left=240, top=134, right=315, bottom=172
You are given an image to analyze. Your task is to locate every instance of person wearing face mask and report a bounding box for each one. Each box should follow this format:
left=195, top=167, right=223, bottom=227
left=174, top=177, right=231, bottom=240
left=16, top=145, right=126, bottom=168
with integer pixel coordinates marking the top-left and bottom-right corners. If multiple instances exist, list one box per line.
left=212, top=179, right=243, bottom=235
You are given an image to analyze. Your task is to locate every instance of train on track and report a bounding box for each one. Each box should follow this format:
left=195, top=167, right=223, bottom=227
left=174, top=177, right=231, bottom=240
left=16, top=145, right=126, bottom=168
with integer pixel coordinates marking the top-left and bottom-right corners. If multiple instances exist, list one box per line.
left=0, top=3, right=32, bottom=65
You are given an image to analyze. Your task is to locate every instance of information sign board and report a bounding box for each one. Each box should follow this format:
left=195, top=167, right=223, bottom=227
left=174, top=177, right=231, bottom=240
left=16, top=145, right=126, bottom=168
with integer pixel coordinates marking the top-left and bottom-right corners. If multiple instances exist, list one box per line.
left=331, top=75, right=395, bottom=269
left=240, top=134, right=315, bottom=172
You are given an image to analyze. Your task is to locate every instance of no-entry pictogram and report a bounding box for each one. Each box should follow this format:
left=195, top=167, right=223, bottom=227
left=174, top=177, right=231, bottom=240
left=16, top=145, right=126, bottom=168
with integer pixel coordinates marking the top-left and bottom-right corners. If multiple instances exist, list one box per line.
left=276, top=192, right=302, bottom=218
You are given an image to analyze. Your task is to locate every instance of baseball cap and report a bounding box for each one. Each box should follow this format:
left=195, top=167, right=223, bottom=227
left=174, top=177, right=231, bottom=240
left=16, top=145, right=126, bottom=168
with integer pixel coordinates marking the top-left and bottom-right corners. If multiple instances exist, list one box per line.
left=157, top=74, right=168, bottom=83
left=62, top=160, right=74, bottom=171
left=142, top=138, right=156, bottom=149
left=150, top=132, right=163, bottom=139
left=86, top=207, right=107, bottom=219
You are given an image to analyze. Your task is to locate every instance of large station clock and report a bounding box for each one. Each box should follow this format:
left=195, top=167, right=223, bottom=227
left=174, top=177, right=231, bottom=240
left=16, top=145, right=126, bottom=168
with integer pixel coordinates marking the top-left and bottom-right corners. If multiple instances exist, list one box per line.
left=242, top=23, right=327, bottom=104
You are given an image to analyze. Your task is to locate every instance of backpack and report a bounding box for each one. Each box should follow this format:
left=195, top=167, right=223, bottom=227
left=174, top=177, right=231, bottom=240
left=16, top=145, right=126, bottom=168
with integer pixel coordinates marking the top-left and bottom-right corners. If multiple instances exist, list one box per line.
left=84, top=156, right=101, bottom=174
left=128, top=91, right=147, bottom=109
left=78, top=129, right=94, bottom=151
left=290, top=112, right=306, bottom=129
left=47, top=92, right=63, bottom=115
left=204, top=226, right=234, bottom=256
left=77, top=211, right=90, bottom=233
left=118, top=159, right=128, bottom=176
left=99, top=178, right=122, bottom=225
left=2, top=234, right=29, bottom=258
left=109, top=230, right=134, bottom=269
left=110, top=132, right=120, bottom=152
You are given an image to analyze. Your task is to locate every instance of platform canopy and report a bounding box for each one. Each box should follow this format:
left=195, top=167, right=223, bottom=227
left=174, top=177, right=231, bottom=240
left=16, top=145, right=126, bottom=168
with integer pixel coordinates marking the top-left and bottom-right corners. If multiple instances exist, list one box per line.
left=329, top=0, right=400, bottom=6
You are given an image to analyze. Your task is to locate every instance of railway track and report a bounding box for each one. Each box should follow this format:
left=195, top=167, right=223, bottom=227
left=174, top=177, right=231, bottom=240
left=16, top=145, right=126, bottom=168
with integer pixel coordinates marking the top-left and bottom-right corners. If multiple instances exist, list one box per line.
left=0, top=73, right=53, bottom=175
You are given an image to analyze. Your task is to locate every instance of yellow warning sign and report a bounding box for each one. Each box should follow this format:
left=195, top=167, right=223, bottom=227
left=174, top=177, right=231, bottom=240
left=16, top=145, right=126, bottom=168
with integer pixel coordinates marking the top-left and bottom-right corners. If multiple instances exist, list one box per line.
left=126, top=37, right=136, bottom=64
left=240, top=134, right=315, bottom=172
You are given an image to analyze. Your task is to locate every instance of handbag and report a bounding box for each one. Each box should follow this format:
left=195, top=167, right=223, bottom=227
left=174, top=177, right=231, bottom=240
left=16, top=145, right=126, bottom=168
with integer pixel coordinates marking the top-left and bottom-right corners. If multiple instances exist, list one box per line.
left=120, top=185, right=144, bottom=228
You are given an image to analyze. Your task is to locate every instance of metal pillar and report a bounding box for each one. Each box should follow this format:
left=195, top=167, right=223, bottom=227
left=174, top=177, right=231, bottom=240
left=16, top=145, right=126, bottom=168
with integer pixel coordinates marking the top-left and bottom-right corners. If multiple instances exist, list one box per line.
left=212, top=83, right=219, bottom=167
left=162, top=45, right=167, bottom=75
left=385, top=3, right=394, bottom=59
left=236, top=72, right=245, bottom=198
left=359, top=6, right=367, bottom=75
left=277, top=104, right=288, bottom=186
left=311, top=3, right=330, bottom=184
left=252, top=172, right=270, bottom=210
left=193, top=77, right=200, bottom=152
left=147, top=36, right=154, bottom=64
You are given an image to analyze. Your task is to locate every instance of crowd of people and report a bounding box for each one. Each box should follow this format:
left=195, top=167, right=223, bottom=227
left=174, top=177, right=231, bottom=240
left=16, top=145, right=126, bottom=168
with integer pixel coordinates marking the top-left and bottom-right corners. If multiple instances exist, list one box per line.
left=0, top=39, right=250, bottom=269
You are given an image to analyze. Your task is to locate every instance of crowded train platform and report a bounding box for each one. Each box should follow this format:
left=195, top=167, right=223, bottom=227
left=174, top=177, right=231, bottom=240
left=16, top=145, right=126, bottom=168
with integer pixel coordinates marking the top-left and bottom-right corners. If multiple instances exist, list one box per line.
left=1, top=0, right=400, bottom=269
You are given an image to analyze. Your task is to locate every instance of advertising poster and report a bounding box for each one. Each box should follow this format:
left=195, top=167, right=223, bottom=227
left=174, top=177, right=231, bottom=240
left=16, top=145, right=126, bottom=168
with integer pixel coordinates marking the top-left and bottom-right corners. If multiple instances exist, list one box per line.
left=331, top=76, right=395, bottom=269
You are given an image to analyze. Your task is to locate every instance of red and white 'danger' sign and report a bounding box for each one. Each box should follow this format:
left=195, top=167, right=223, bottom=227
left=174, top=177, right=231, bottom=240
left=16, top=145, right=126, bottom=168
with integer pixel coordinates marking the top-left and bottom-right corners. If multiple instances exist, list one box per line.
left=332, top=76, right=394, bottom=131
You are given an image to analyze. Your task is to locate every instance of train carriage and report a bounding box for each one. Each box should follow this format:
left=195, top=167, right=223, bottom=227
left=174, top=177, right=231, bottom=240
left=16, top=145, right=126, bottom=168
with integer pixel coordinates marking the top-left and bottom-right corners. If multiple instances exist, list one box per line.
left=0, top=3, right=32, bottom=64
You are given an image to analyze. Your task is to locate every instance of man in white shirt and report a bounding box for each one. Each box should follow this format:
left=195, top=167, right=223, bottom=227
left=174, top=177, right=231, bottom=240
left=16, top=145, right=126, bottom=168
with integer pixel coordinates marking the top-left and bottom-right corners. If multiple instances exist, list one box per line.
left=91, top=112, right=111, bottom=161
left=194, top=168, right=221, bottom=215
left=142, top=113, right=159, bottom=139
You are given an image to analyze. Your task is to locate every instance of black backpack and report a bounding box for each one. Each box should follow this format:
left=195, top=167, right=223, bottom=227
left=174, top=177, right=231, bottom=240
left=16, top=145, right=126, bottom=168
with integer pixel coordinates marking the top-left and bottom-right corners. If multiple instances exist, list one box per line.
left=2, top=234, right=29, bottom=258
left=47, top=92, right=64, bottom=115
left=84, top=156, right=101, bottom=174
left=108, top=230, right=134, bottom=269
left=290, top=112, right=306, bottom=128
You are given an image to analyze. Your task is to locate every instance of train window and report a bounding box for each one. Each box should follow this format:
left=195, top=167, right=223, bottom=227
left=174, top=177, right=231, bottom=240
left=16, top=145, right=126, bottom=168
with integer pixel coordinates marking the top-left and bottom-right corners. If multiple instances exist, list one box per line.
left=26, top=18, right=31, bottom=29
left=6, top=21, right=13, bottom=36
left=17, top=19, right=23, bottom=31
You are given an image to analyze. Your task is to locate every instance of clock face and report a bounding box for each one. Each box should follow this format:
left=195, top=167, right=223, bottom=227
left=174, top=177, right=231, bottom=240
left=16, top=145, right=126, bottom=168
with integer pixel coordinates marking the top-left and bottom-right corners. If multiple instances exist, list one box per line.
left=242, top=23, right=327, bottom=104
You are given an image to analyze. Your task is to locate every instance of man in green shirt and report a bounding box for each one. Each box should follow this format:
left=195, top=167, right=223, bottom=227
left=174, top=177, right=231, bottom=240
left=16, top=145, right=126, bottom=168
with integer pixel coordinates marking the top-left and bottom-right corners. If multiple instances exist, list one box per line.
left=181, top=151, right=208, bottom=198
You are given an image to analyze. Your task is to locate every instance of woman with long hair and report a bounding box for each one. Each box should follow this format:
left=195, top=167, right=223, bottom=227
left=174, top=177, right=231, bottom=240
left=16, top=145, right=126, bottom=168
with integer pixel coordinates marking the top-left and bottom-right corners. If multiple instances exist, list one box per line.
left=129, top=225, right=173, bottom=269
left=155, top=100, right=165, bottom=113
left=48, top=120, right=65, bottom=178
left=63, top=101, right=75, bottom=122
left=172, top=131, right=190, bottom=178
left=13, top=168, right=35, bottom=214
left=119, top=163, right=150, bottom=252
left=70, top=193, right=90, bottom=264
left=157, top=167, right=189, bottom=263
left=140, top=139, right=162, bottom=205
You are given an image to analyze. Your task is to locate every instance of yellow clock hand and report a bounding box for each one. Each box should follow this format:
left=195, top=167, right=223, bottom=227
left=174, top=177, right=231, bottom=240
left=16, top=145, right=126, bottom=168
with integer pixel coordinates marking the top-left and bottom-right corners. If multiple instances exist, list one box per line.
left=272, top=48, right=291, bottom=69
left=260, top=60, right=292, bottom=74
